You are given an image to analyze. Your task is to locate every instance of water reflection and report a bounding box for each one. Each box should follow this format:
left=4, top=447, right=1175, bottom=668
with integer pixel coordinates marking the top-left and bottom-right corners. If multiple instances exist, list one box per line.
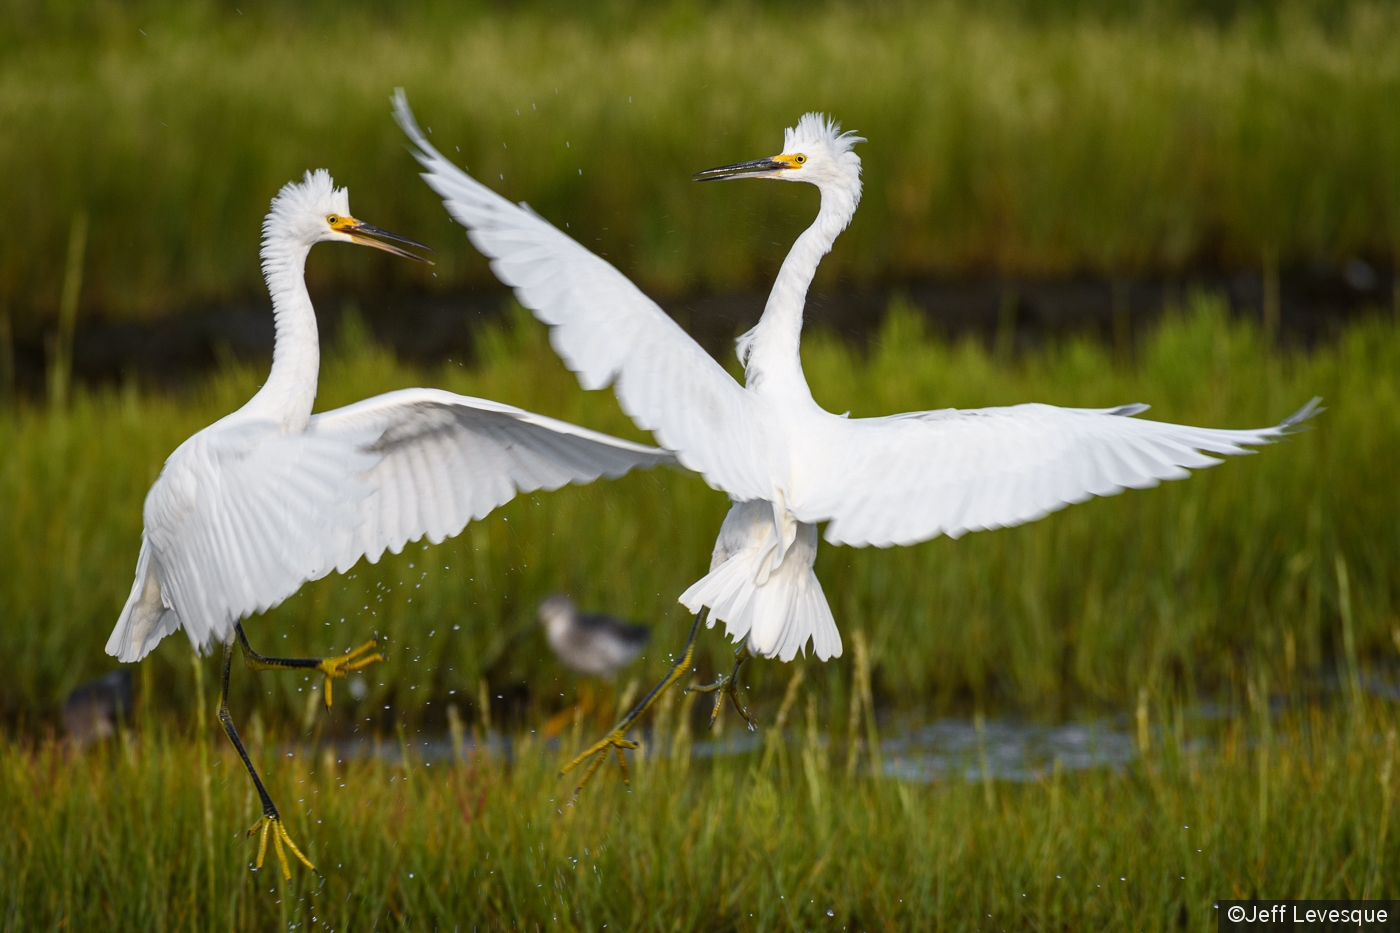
left=879, top=717, right=1137, bottom=783
left=319, top=714, right=1138, bottom=784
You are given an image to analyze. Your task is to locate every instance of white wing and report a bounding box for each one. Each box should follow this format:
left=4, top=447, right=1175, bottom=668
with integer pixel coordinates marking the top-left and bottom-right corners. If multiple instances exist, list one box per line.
left=393, top=92, right=772, bottom=502
left=804, top=399, right=1319, bottom=549
left=309, top=388, right=674, bottom=566
left=106, top=389, right=673, bottom=662
left=107, top=420, right=371, bottom=663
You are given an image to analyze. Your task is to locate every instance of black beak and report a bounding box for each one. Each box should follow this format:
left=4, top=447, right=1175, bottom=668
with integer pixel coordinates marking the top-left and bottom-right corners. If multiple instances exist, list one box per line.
left=693, top=158, right=787, bottom=182
left=346, top=223, right=435, bottom=263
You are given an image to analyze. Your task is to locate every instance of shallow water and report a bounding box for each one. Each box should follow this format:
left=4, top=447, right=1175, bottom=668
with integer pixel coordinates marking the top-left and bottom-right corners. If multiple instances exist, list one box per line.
left=879, top=717, right=1137, bottom=784
left=315, top=713, right=1139, bottom=784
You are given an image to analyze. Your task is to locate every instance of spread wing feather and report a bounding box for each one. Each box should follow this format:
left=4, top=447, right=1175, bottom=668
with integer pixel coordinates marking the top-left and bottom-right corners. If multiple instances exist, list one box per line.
left=808, top=399, right=1319, bottom=548
left=314, top=388, right=674, bottom=565
left=394, top=92, right=771, bottom=502
left=107, top=389, right=672, bottom=661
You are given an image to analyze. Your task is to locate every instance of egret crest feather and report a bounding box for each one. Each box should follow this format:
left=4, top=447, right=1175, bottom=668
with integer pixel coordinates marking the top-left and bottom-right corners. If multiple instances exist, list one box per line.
left=262, top=170, right=351, bottom=248
left=784, top=112, right=864, bottom=157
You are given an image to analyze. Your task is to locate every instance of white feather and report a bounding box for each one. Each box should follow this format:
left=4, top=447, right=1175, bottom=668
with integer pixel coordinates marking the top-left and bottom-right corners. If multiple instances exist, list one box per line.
left=107, top=171, right=672, bottom=663
left=397, top=91, right=1318, bottom=663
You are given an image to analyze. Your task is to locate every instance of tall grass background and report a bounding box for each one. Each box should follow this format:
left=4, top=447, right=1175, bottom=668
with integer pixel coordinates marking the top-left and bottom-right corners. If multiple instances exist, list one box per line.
left=6, top=3, right=1400, bottom=926
left=2, top=300, right=1396, bottom=729
left=4, top=689, right=1399, bottom=930
left=4, top=0, right=1400, bottom=328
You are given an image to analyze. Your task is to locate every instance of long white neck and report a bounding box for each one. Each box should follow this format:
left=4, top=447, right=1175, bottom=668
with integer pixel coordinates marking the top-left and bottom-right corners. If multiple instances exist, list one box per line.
left=739, top=181, right=857, bottom=397
left=239, top=231, right=320, bottom=432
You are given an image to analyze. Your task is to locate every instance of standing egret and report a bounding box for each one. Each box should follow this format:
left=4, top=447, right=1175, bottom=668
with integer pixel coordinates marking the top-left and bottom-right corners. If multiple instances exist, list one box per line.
left=106, top=169, right=673, bottom=877
left=393, top=94, right=1317, bottom=787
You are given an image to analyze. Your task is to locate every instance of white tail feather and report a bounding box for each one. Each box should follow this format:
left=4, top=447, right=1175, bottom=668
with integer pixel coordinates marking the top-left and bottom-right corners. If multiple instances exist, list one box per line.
left=679, top=500, right=842, bottom=661
left=105, top=536, right=182, bottom=663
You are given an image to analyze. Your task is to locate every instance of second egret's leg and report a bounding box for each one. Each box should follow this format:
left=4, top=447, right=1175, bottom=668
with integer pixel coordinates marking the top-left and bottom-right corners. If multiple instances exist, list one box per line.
left=235, top=624, right=383, bottom=709
left=561, top=609, right=706, bottom=795
left=688, top=644, right=758, bottom=731
left=217, top=639, right=314, bottom=881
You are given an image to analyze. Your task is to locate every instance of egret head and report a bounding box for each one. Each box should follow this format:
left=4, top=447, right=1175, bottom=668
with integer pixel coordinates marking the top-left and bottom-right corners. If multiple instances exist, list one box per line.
left=694, top=113, right=864, bottom=196
left=264, top=169, right=432, bottom=262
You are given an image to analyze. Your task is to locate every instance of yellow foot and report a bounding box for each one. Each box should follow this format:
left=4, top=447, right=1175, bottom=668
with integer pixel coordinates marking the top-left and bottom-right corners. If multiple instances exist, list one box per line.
left=317, top=638, right=384, bottom=708
left=560, top=727, right=639, bottom=794
left=689, top=671, right=758, bottom=732
left=560, top=609, right=706, bottom=797
left=248, top=812, right=315, bottom=881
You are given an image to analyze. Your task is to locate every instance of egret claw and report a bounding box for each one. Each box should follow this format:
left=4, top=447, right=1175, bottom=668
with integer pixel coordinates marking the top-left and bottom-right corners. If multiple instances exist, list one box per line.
left=688, top=672, right=758, bottom=731
left=316, top=637, right=384, bottom=708
left=560, top=731, right=641, bottom=794
left=561, top=610, right=706, bottom=796
left=248, top=811, right=315, bottom=881
left=686, top=645, right=757, bottom=731
left=235, top=625, right=385, bottom=711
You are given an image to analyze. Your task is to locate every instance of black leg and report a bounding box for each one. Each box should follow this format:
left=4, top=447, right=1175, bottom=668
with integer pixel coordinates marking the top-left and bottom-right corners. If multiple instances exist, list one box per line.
left=218, top=637, right=315, bottom=879
left=235, top=624, right=322, bottom=671
left=561, top=608, right=707, bottom=793
left=219, top=639, right=279, bottom=818
left=235, top=622, right=382, bottom=708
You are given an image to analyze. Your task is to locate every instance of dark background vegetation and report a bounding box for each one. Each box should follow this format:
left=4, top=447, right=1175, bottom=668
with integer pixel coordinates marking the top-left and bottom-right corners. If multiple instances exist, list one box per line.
left=3, top=0, right=1399, bottom=729
left=5, top=4, right=1400, bottom=928
left=3, top=0, right=1400, bottom=350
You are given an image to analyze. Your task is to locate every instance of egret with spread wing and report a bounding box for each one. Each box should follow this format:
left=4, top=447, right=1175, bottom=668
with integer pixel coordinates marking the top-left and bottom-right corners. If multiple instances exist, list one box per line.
left=106, top=170, right=673, bottom=877
left=394, top=93, right=1317, bottom=788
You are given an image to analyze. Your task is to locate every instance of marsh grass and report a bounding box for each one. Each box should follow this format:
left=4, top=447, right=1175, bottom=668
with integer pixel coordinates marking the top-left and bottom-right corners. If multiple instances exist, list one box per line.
left=6, top=1, right=1400, bottom=325
left=3, top=687, right=1399, bottom=930
left=1, top=298, right=1397, bottom=729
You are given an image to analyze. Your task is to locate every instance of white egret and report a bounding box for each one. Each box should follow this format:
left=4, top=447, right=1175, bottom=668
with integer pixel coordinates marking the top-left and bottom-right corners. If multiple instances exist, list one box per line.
left=105, top=169, right=673, bottom=876
left=393, top=94, right=1317, bottom=786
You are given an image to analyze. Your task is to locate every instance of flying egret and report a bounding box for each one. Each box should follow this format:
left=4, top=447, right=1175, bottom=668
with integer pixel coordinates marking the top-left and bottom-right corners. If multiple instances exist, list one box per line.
left=393, top=94, right=1317, bottom=787
left=105, top=169, right=673, bottom=878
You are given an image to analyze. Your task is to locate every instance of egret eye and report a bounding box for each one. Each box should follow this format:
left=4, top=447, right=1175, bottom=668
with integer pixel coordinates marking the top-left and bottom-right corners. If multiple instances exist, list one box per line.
left=794, top=154, right=806, bottom=165
left=327, top=215, right=338, bottom=224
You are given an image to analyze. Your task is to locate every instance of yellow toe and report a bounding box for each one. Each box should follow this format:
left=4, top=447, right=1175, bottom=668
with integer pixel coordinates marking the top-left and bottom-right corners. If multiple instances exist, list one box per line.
left=253, top=818, right=271, bottom=870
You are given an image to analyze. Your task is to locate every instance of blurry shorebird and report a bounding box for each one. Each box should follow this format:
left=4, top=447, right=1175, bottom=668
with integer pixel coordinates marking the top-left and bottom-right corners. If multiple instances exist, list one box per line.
left=62, top=669, right=132, bottom=747
left=105, top=170, right=673, bottom=877
left=395, top=94, right=1318, bottom=790
left=538, top=594, right=649, bottom=677
left=538, top=594, right=649, bottom=738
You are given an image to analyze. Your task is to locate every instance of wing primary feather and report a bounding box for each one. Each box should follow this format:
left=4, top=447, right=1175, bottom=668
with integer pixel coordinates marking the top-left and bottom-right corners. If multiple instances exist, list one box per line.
left=813, top=399, right=1319, bottom=549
